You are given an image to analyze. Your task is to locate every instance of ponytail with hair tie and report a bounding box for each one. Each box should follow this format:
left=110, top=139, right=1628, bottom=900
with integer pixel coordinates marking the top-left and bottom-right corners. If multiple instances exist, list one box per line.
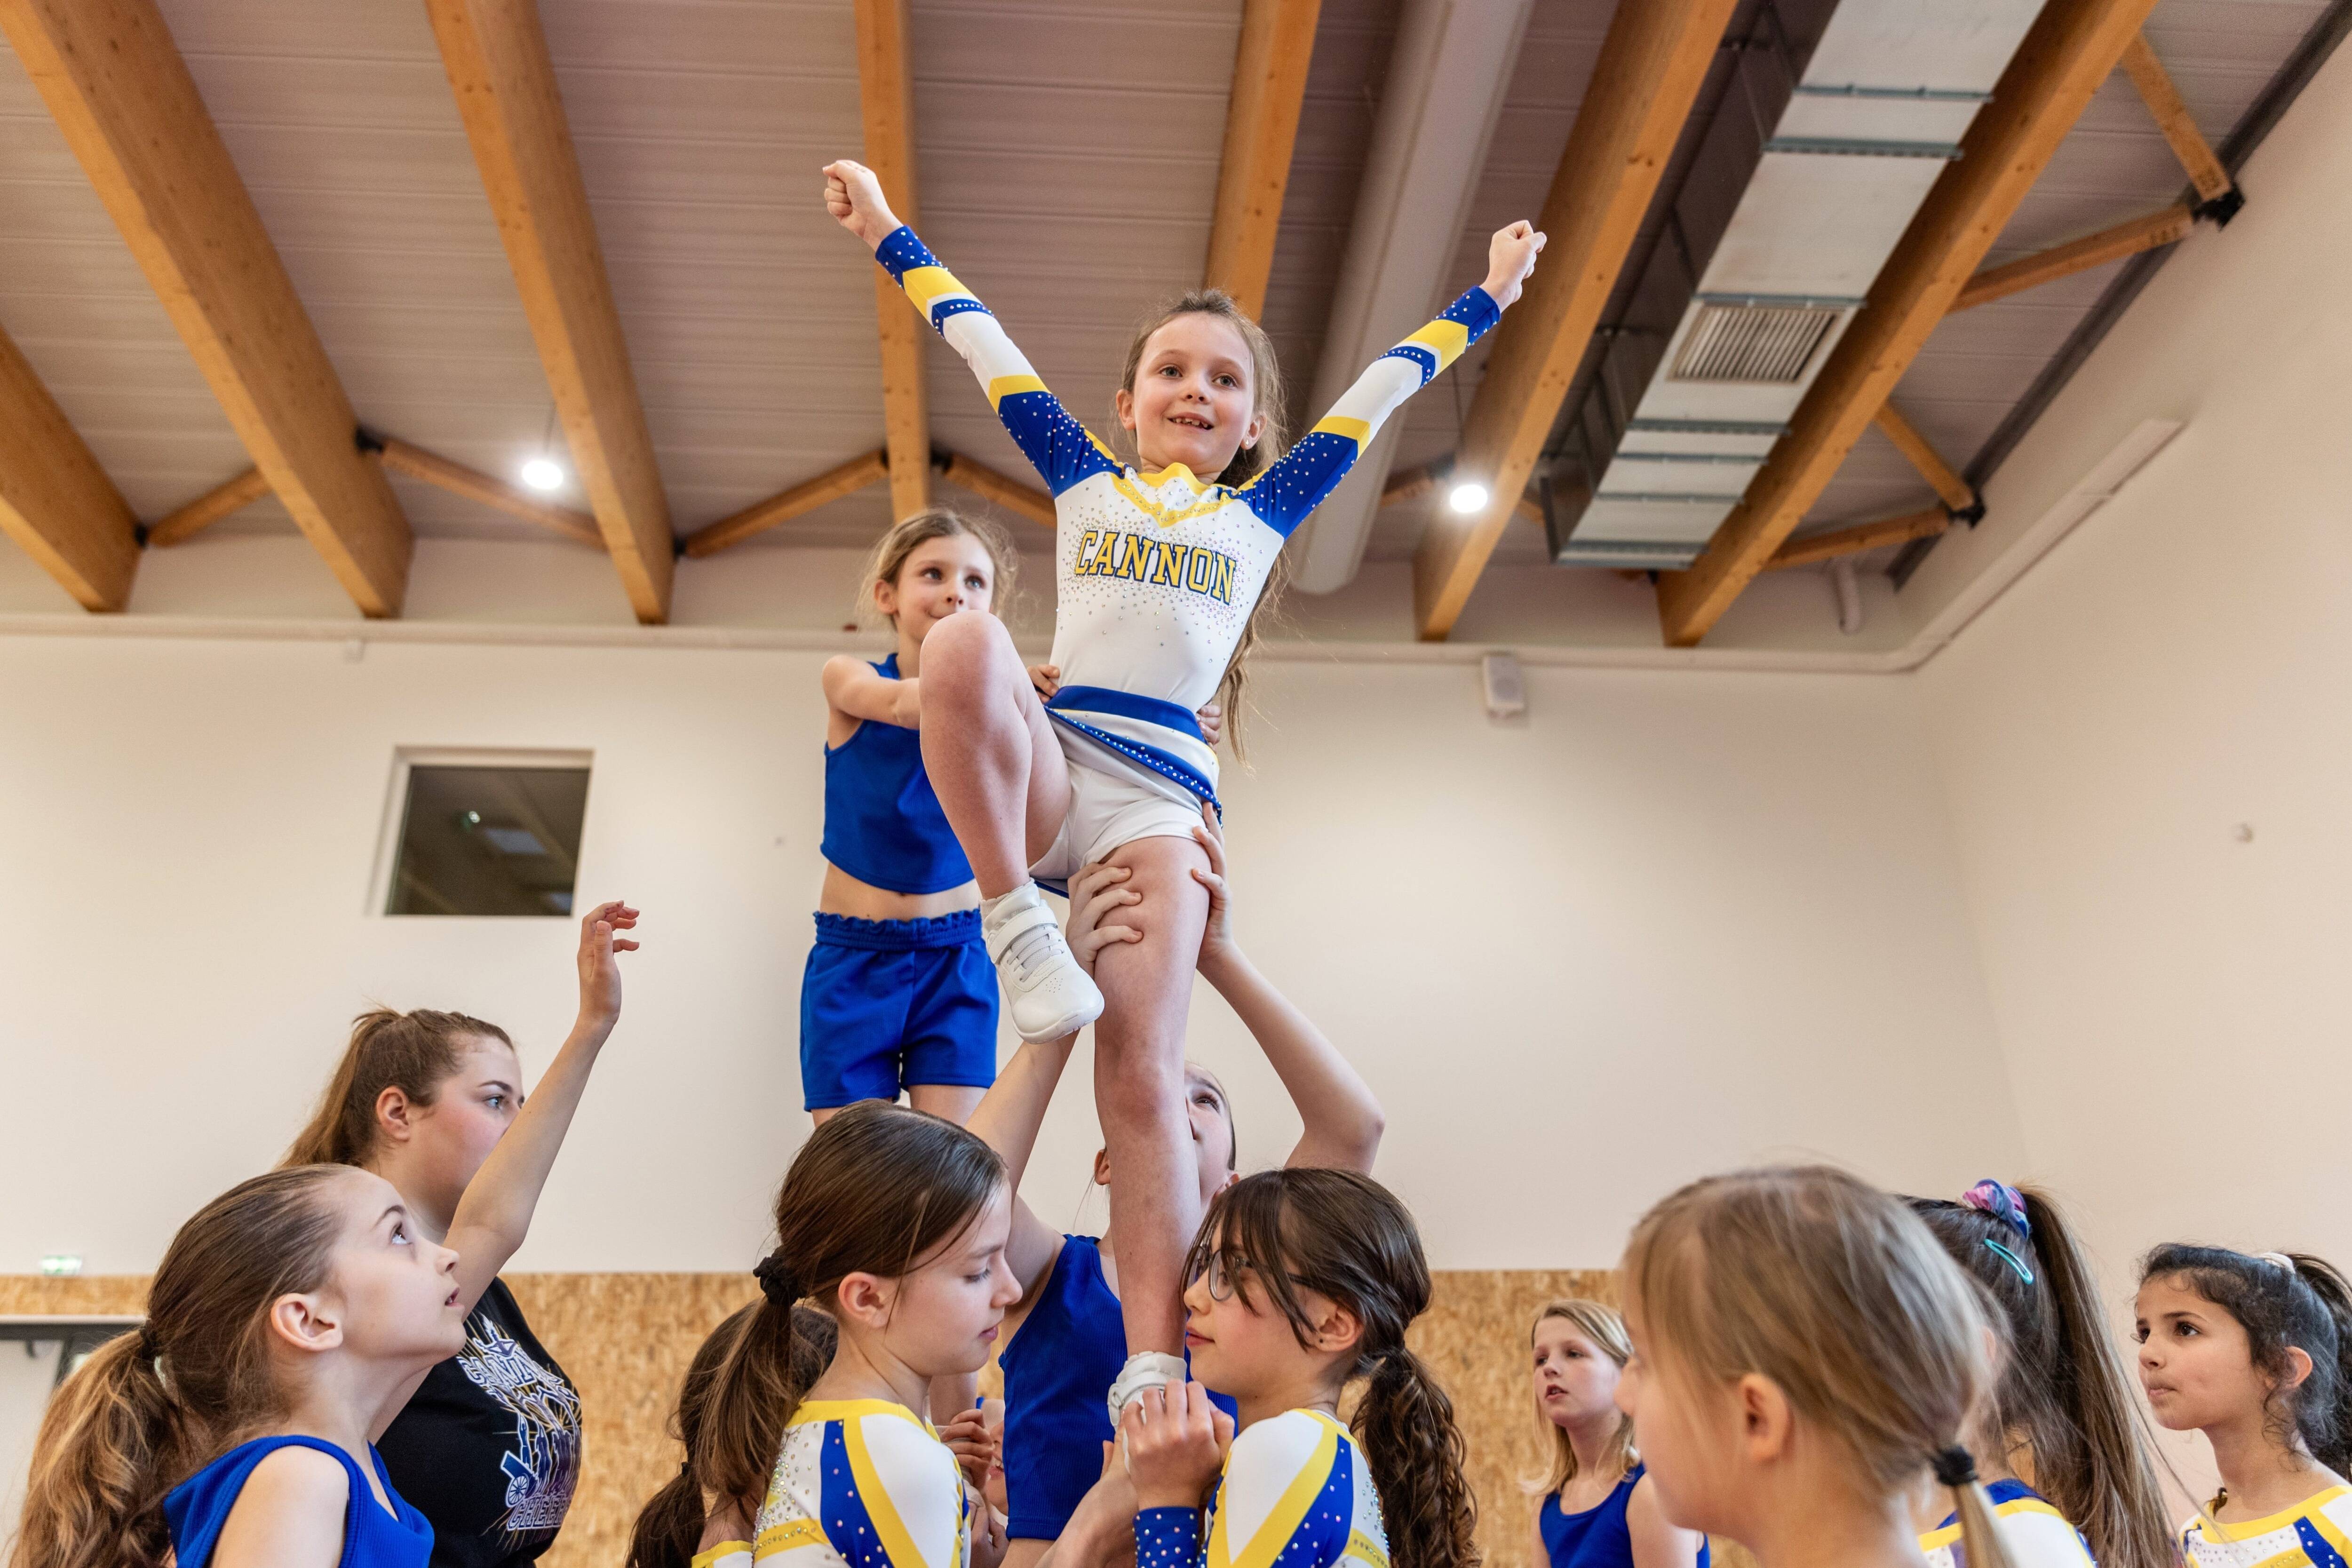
left=753, top=1253, right=803, bottom=1308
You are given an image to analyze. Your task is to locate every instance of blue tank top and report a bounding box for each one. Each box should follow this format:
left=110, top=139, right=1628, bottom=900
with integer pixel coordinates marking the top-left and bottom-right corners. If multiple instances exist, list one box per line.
left=165, top=1435, right=434, bottom=1568
left=1541, top=1465, right=1704, bottom=1568
left=1000, top=1235, right=1236, bottom=1539
left=821, top=653, right=974, bottom=896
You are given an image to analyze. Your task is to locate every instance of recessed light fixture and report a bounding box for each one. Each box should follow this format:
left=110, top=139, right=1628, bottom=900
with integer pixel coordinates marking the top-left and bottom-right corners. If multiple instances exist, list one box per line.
left=521, top=457, right=565, bottom=493
left=1447, top=481, right=1490, bottom=515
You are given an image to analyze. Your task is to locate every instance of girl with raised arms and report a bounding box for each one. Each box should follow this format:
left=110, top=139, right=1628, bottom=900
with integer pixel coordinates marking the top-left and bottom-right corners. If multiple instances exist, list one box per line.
left=1904, top=1182, right=2170, bottom=1568
left=279, top=900, right=642, bottom=1568
left=1529, top=1299, right=1710, bottom=1568
left=822, top=154, right=1544, bottom=1420
left=2135, top=1245, right=2352, bottom=1568
left=952, top=804, right=1384, bottom=1568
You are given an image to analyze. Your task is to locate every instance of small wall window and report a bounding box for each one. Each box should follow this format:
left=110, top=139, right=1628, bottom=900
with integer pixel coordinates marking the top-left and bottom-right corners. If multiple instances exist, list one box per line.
left=375, top=749, right=592, bottom=917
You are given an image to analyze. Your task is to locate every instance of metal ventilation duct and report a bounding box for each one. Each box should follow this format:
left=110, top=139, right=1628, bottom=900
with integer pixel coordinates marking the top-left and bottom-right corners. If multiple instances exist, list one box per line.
left=1545, top=0, right=2044, bottom=571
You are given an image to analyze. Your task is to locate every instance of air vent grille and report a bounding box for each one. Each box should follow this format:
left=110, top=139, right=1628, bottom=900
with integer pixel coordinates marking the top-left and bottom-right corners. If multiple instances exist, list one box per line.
left=1670, top=305, right=1840, bottom=384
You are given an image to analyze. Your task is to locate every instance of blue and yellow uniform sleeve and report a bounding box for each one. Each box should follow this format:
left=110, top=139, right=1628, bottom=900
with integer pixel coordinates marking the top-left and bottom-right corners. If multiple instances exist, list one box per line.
left=874, top=225, right=1120, bottom=499
left=1182, top=1410, right=1386, bottom=1568
left=756, top=1401, right=972, bottom=1568
left=1241, top=286, right=1502, bottom=537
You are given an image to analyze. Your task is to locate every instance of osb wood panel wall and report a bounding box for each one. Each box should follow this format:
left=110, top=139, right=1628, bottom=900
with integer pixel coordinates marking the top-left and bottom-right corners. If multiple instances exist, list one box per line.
left=6, top=1270, right=1749, bottom=1568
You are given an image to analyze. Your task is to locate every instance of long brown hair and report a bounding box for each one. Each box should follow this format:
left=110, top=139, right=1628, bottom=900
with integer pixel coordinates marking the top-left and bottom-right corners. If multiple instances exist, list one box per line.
left=9, top=1166, right=351, bottom=1568
left=856, top=507, right=1019, bottom=629
left=283, top=1007, right=513, bottom=1167
left=1117, top=291, right=1291, bottom=754
left=1910, top=1186, right=2172, bottom=1568
left=1186, top=1168, right=1478, bottom=1568
left=627, top=1304, right=838, bottom=1568
left=2140, top=1244, right=2352, bottom=1476
left=1531, top=1298, right=1637, bottom=1497
left=1623, top=1166, right=2017, bottom=1568
left=694, top=1101, right=1006, bottom=1519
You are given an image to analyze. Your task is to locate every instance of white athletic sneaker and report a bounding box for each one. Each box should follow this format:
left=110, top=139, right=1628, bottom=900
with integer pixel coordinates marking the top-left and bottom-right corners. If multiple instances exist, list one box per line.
left=982, top=884, right=1104, bottom=1043
left=1107, top=1351, right=1191, bottom=1428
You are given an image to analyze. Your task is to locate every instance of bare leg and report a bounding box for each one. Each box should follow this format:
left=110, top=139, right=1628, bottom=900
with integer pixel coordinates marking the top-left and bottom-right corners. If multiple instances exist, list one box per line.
left=919, top=613, right=1069, bottom=897
left=908, top=1082, right=987, bottom=1124
left=1092, top=832, right=1212, bottom=1357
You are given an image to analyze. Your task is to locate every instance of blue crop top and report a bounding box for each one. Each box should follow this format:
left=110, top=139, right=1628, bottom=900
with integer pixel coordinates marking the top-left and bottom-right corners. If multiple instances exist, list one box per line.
left=1541, top=1465, right=1705, bottom=1568
left=165, top=1434, right=433, bottom=1568
left=1001, top=1235, right=1235, bottom=1541
left=820, top=653, right=975, bottom=896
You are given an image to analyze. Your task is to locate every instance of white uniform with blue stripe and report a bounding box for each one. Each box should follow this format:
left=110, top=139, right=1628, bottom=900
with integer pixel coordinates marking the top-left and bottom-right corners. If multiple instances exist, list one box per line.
left=693, top=1399, right=975, bottom=1568
left=1917, top=1480, right=2096, bottom=1568
left=1134, top=1409, right=1389, bottom=1568
left=875, top=225, right=1497, bottom=852
left=2180, top=1486, right=2352, bottom=1568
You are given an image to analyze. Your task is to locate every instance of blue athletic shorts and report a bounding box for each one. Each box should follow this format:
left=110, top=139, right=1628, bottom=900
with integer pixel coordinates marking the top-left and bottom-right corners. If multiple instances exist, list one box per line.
left=799, top=910, right=999, bottom=1110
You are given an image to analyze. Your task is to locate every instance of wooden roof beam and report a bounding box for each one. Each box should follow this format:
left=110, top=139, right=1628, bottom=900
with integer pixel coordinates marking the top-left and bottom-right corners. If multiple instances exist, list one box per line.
left=938, top=451, right=1056, bottom=529
left=2120, top=33, right=2236, bottom=210
left=0, top=324, right=139, bottom=610
left=1204, top=0, right=1324, bottom=318
left=681, top=450, right=890, bottom=558
left=1411, top=0, right=1742, bottom=642
left=1949, top=203, right=2195, bottom=311
left=370, top=434, right=603, bottom=549
left=148, top=468, right=271, bottom=548
left=1871, top=403, right=1975, bottom=513
left=1655, top=0, right=2165, bottom=648
left=426, top=0, right=675, bottom=622
left=1764, top=507, right=1950, bottom=572
left=0, top=0, right=412, bottom=616
left=855, top=0, right=930, bottom=520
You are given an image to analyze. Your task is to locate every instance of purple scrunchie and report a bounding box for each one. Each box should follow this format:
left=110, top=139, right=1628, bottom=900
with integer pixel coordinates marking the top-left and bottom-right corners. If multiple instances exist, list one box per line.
left=1959, top=1178, right=2031, bottom=1240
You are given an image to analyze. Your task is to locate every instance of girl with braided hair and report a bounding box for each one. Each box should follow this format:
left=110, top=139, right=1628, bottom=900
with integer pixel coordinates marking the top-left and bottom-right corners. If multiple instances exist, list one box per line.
left=1114, top=1168, right=1476, bottom=1568
left=2135, top=1244, right=2352, bottom=1568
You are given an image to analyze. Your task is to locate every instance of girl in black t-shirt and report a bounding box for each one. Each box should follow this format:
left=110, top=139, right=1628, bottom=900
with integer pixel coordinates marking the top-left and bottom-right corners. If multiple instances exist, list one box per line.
left=282, top=899, right=643, bottom=1568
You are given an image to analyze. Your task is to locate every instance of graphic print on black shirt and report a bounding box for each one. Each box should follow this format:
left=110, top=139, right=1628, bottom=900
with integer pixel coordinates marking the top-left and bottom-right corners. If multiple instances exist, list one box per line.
left=378, top=1278, right=581, bottom=1568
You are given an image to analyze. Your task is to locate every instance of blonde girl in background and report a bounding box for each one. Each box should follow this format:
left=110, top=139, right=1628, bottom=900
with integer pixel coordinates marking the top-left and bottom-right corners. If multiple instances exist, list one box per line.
left=1904, top=1182, right=2171, bottom=1568
left=2135, top=1245, right=2352, bottom=1568
left=688, top=1101, right=1021, bottom=1568
left=1530, top=1299, right=1709, bottom=1568
left=824, top=155, right=1543, bottom=1420
left=10, top=1166, right=468, bottom=1568
left=1612, top=1165, right=2023, bottom=1568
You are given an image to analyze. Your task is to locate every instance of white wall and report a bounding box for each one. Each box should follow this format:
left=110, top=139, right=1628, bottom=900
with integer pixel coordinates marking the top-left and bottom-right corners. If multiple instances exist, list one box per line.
left=0, top=629, right=2018, bottom=1274
left=1916, top=35, right=2352, bottom=1290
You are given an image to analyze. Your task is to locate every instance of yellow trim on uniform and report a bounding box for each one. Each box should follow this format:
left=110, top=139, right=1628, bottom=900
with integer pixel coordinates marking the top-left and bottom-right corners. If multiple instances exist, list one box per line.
left=843, top=1410, right=938, bottom=1568
left=751, top=1519, right=825, bottom=1560
left=695, top=1541, right=754, bottom=1568
left=1346, top=1528, right=1391, bottom=1568
left=2194, top=1487, right=2352, bottom=1542
left=1110, top=470, right=1239, bottom=530
left=986, top=374, right=1049, bottom=410
left=786, top=1397, right=933, bottom=1430
left=1309, top=415, right=1371, bottom=447
left=1916, top=1494, right=2065, bottom=1552
left=1403, top=319, right=1470, bottom=369
left=901, top=265, right=969, bottom=313
left=2306, top=1505, right=2352, bottom=1565
left=1208, top=1414, right=1342, bottom=1568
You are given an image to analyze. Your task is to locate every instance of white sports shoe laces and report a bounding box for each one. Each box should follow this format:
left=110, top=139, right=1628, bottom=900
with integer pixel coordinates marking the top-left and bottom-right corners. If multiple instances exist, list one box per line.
left=983, top=886, right=1104, bottom=1043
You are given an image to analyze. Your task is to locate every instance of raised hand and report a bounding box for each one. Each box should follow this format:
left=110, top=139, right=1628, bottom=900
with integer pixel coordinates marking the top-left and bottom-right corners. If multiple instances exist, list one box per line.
left=1187, top=803, right=1234, bottom=971
left=575, top=900, right=640, bottom=1035
left=1481, top=219, right=1547, bottom=310
left=822, top=159, right=900, bottom=248
left=1120, top=1381, right=1231, bottom=1510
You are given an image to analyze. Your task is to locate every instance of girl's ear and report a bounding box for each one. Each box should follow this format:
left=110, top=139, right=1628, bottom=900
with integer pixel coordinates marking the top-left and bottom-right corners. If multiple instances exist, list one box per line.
left=374, top=1085, right=415, bottom=1146
left=267, top=1290, right=345, bottom=1357
left=1240, top=409, right=1266, bottom=451
left=1091, top=1149, right=1112, bottom=1188
left=2278, top=1344, right=2316, bottom=1393
left=1308, top=1300, right=1365, bottom=1358
left=1733, top=1372, right=1793, bottom=1464
left=872, top=574, right=900, bottom=620
left=835, top=1272, right=897, bottom=1332
left=1115, top=386, right=1138, bottom=434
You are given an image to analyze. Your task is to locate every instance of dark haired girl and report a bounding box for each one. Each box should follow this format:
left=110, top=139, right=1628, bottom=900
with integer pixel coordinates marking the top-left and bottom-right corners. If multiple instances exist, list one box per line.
left=2136, top=1245, right=2352, bottom=1567
left=1118, top=1168, right=1476, bottom=1568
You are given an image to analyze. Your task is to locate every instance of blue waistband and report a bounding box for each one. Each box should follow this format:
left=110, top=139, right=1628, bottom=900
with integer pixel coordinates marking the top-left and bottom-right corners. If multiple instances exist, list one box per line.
left=1046, top=685, right=1203, bottom=744
left=812, top=908, right=982, bottom=951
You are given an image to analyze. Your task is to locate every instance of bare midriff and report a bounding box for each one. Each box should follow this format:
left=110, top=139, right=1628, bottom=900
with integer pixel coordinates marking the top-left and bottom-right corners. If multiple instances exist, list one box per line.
left=818, top=860, right=980, bottom=922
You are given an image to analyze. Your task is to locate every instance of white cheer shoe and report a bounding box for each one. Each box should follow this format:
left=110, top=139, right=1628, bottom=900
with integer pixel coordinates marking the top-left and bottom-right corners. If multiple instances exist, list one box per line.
left=983, top=883, right=1104, bottom=1043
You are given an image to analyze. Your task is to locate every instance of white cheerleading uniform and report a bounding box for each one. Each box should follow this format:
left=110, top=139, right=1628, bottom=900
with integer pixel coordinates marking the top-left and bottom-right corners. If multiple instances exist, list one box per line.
left=2179, top=1485, right=2352, bottom=1568
left=874, top=225, right=1499, bottom=876
left=1133, top=1408, right=1389, bottom=1568
left=1917, top=1480, right=2096, bottom=1568
left=693, top=1399, right=975, bottom=1568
